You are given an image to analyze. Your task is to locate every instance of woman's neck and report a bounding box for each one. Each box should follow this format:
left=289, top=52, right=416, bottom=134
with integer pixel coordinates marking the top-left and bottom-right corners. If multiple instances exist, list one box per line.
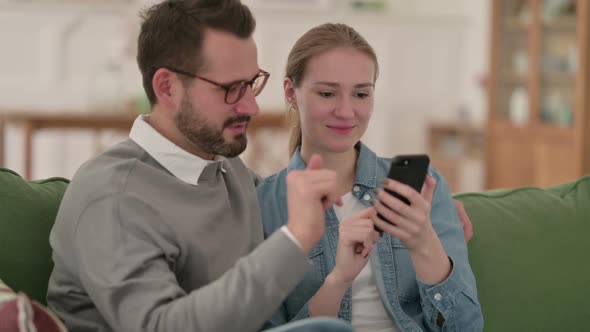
left=300, top=143, right=359, bottom=196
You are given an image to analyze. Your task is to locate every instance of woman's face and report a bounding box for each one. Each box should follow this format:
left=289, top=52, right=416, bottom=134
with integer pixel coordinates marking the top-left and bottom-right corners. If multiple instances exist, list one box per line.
left=289, top=47, right=376, bottom=154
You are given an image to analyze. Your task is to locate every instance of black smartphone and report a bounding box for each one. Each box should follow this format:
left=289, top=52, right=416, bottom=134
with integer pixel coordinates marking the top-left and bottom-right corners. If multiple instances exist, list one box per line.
left=376, top=154, right=430, bottom=230
left=384, top=154, right=430, bottom=204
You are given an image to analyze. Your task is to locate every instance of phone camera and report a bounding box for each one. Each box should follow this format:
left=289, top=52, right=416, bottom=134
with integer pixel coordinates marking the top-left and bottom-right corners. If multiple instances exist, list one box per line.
left=403, top=160, right=409, bottom=166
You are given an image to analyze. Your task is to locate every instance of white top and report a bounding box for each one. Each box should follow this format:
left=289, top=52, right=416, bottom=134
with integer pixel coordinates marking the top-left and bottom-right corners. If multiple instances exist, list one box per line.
left=333, top=192, right=397, bottom=332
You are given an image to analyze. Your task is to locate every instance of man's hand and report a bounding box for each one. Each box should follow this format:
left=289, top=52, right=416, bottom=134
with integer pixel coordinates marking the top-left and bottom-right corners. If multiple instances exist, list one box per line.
left=286, top=154, right=341, bottom=253
left=454, top=199, right=473, bottom=243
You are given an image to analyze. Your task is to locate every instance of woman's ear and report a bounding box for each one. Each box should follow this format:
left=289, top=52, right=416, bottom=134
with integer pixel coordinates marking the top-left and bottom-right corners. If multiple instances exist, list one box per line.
left=153, top=68, right=181, bottom=110
left=283, top=77, right=297, bottom=106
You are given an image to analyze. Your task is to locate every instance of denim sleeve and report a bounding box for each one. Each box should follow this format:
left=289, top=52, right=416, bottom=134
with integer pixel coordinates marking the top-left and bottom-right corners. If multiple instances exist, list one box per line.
left=416, top=170, right=484, bottom=331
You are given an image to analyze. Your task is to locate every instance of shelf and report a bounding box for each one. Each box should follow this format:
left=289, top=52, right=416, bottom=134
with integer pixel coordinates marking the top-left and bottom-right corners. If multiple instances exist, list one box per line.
left=542, top=17, right=577, bottom=30
left=500, top=71, right=528, bottom=83
left=534, top=123, right=576, bottom=141
left=541, top=73, right=576, bottom=85
left=503, top=18, right=529, bottom=31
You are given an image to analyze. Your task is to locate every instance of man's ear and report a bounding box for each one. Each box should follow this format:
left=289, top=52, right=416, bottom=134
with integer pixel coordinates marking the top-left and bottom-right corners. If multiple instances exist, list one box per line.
left=153, top=68, right=181, bottom=109
left=283, top=77, right=297, bottom=107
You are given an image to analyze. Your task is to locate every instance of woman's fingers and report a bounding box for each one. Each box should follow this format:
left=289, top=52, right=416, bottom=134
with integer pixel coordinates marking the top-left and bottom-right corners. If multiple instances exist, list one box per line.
left=373, top=200, right=420, bottom=233
left=375, top=189, right=412, bottom=219
left=380, top=179, right=431, bottom=212
left=338, top=207, right=382, bottom=258
left=360, top=244, right=372, bottom=258
left=371, top=212, right=410, bottom=242
left=340, top=217, right=380, bottom=255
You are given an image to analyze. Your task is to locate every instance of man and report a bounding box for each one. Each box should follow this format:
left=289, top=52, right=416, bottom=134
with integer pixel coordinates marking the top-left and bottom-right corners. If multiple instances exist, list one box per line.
left=47, top=1, right=346, bottom=331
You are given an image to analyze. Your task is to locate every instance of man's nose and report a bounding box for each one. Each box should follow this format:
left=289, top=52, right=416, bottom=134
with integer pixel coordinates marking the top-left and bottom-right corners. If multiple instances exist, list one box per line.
left=234, top=87, right=260, bottom=116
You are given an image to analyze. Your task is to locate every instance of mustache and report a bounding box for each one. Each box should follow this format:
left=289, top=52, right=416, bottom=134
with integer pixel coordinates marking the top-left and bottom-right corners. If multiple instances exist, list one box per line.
left=223, top=115, right=251, bottom=128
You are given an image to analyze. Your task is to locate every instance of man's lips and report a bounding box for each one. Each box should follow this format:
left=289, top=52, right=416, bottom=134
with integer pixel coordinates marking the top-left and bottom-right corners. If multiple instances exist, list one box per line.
left=226, top=121, right=248, bottom=134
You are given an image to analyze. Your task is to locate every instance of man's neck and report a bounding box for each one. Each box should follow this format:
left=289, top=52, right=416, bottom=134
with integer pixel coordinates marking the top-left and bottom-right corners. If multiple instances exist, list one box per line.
left=300, top=143, right=359, bottom=196
left=146, top=110, right=215, bottom=161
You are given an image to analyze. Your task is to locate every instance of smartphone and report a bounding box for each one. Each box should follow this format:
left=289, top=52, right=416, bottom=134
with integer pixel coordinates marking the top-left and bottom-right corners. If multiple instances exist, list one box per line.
left=376, top=154, right=430, bottom=229
left=384, top=154, right=430, bottom=204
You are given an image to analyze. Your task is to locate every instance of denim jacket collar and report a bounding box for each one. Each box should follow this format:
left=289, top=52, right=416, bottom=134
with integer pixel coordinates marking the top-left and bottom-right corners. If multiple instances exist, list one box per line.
left=286, top=142, right=379, bottom=189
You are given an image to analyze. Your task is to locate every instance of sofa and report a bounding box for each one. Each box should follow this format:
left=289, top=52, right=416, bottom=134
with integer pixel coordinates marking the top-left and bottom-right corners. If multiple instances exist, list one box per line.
left=1, top=166, right=589, bottom=331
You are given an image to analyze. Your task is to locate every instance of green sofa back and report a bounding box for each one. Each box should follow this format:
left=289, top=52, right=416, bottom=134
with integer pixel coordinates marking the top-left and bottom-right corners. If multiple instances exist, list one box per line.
left=1, top=166, right=589, bottom=330
left=0, top=168, right=69, bottom=304
left=455, top=176, right=590, bottom=332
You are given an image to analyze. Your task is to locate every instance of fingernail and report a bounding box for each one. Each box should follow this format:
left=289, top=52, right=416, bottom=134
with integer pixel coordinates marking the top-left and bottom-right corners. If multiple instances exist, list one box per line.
left=380, top=179, right=389, bottom=186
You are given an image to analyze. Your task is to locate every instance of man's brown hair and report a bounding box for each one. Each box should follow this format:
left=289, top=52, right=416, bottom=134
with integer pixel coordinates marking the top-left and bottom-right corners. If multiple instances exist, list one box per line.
left=137, top=0, right=256, bottom=106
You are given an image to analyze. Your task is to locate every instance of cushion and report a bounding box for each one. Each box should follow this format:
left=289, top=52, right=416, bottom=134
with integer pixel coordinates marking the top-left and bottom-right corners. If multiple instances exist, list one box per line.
left=0, top=279, right=68, bottom=332
left=0, top=168, right=69, bottom=304
left=455, top=176, right=590, bottom=331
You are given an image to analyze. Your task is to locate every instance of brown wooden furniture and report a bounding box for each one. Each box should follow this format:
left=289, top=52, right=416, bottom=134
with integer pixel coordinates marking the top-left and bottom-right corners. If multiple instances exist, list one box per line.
left=428, top=122, right=485, bottom=193
left=0, top=111, right=287, bottom=179
left=487, top=0, right=590, bottom=189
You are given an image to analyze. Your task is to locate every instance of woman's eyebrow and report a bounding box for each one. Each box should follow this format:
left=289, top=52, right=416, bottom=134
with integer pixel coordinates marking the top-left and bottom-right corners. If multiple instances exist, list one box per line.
left=312, top=82, right=374, bottom=88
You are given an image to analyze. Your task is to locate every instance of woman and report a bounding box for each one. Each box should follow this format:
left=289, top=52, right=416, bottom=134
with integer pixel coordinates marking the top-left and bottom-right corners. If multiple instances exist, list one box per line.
left=257, top=23, right=483, bottom=331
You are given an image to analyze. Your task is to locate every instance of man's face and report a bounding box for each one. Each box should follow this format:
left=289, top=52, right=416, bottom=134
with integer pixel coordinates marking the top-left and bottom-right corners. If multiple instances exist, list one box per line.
left=175, top=29, right=261, bottom=158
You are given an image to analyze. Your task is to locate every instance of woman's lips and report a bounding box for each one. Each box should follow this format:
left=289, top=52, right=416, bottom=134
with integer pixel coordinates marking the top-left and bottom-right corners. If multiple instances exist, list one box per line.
left=326, top=125, right=355, bottom=135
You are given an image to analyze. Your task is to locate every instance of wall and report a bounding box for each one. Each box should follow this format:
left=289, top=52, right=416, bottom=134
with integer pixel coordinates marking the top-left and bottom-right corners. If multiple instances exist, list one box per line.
left=0, top=0, right=489, bottom=181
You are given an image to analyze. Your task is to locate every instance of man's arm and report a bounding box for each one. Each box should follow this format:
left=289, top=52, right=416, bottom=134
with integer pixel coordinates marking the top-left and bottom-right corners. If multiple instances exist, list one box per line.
left=74, top=193, right=310, bottom=332
left=454, top=199, right=473, bottom=243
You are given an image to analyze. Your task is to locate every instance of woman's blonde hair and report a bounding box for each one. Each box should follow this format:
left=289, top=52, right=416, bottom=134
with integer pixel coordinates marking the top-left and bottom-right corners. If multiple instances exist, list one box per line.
left=285, top=23, right=379, bottom=156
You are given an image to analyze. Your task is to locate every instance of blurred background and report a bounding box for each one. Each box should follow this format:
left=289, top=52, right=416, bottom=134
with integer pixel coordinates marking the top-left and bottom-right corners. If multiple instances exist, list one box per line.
left=0, top=0, right=587, bottom=193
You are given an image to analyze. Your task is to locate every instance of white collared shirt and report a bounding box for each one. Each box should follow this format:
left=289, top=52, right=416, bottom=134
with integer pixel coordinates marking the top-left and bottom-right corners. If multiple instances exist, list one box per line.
left=128, top=115, right=303, bottom=250
left=129, top=115, right=225, bottom=186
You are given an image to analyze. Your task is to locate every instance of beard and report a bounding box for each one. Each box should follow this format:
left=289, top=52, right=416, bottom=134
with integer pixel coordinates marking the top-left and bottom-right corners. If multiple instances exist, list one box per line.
left=175, top=92, right=249, bottom=158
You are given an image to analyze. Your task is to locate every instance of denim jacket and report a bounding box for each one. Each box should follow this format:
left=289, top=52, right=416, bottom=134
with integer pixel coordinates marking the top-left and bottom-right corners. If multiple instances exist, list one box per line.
left=257, top=143, right=483, bottom=331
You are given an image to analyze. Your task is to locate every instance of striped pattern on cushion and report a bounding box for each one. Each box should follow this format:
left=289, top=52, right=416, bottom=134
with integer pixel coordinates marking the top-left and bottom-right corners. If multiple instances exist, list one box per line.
left=0, top=279, right=68, bottom=332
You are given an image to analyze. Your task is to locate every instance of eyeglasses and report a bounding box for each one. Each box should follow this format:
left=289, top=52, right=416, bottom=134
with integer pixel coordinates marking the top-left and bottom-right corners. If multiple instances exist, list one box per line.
left=161, top=66, right=270, bottom=104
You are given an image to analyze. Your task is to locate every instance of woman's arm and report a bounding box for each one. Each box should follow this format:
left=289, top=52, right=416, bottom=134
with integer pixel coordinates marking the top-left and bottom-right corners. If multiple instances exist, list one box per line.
left=310, top=207, right=379, bottom=316
left=372, top=171, right=483, bottom=331
left=372, top=174, right=451, bottom=284
left=308, top=272, right=352, bottom=316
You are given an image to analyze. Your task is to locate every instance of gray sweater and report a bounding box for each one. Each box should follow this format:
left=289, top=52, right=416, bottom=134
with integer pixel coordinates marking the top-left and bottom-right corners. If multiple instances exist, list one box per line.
left=47, top=139, right=310, bottom=332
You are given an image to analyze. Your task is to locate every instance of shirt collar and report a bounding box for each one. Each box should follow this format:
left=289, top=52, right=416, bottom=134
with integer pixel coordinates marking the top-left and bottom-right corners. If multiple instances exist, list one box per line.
left=129, top=115, right=226, bottom=185
left=286, top=141, right=379, bottom=188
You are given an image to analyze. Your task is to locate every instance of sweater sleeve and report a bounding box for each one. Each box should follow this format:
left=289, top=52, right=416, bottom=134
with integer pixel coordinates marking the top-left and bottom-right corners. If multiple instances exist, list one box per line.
left=73, top=193, right=311, bottom=332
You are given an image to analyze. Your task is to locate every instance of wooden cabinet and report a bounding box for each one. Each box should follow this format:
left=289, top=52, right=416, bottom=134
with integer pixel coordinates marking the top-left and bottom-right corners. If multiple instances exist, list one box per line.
left=487, top=0, right=590, bottom=189
left=428, top=123, right=485, bottom=193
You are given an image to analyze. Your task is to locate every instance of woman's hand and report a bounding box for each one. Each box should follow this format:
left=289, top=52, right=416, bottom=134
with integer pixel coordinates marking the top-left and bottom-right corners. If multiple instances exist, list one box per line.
left=330, top=207, right=381, bottom=287
left=371, top=174, right=451, bottom=284
left=371, top=174, right=438, bottom=253
left=310, top=207, right=380, bottom=317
